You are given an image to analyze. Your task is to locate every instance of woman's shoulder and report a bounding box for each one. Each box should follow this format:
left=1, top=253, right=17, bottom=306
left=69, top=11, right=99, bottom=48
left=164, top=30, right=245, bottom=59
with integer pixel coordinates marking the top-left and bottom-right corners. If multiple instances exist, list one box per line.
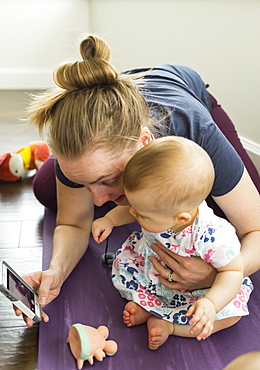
left=137, top=64, right=211, bottom=110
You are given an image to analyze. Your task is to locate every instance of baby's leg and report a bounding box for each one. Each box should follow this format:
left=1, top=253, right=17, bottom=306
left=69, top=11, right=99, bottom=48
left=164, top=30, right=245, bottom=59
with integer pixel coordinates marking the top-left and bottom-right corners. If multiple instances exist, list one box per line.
left=147, top=316, right=241, bottom=350
left=174, top=316, right=241, bottom=339
left=123, top=301, right=153, bottom=327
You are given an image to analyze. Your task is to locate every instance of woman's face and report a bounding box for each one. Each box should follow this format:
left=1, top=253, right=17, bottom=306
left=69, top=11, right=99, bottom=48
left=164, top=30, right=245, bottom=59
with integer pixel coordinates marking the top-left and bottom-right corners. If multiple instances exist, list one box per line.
left=58, top=148, right=137, bottom=206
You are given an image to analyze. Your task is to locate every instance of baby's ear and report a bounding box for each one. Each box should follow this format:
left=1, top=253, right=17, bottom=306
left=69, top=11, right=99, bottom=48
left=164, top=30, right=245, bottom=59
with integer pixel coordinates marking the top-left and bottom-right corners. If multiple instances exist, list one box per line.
left=174, top=212, right=192, bottom=225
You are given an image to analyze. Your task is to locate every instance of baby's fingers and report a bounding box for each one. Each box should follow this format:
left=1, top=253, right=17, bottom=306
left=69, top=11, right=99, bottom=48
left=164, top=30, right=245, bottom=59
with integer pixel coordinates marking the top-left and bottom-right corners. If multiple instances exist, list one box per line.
left=92, top=224, right=109, bottom=243
left=188, top=305, right=204, bottom=325
left=92, top=229, right=102, bottom=243
left=189, top=319, right=205, bottom=336
left=196, top=320, right=213, bottom=341
left=98, top=229, right=111, bottom=243
left=186, top=304, right=196, bottom=318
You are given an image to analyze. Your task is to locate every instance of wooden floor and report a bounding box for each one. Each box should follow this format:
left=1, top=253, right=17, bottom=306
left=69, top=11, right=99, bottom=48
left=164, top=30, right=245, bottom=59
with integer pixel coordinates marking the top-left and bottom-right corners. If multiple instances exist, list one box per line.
left=0, top=90, right=44, bottom=370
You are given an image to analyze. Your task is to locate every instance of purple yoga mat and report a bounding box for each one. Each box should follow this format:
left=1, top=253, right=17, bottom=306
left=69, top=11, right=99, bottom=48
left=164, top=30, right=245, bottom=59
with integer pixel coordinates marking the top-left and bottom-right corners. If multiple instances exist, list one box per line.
left=38, top=207, right=260, bottom=370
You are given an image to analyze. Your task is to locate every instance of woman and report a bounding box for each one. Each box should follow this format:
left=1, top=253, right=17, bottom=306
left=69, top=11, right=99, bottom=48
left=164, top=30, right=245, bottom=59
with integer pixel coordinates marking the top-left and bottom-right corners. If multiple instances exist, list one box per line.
left=16, top=35, right=260, bottom=326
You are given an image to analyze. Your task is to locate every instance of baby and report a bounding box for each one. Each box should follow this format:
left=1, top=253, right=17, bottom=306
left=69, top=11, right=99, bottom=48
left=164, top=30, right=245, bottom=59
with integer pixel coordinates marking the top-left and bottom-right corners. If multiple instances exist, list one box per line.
left=92, top=136, right=253, bottom=350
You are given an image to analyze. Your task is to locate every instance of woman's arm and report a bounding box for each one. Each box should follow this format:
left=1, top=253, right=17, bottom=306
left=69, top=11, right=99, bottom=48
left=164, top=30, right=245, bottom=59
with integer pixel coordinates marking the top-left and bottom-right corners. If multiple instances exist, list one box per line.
left=213, top=169, right=260, bottom=277
left=49, top=179, right=95, bottom=285
left=150, top=168, right=260, bottom=290
left=14, top=179, right=95, bottom=325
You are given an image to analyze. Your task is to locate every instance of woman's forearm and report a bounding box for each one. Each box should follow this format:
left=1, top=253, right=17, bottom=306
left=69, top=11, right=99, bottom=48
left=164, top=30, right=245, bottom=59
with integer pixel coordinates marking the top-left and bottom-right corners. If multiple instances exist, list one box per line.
left=213, top=169, right=260, bottom=279
left=50, top=181, right=95, bottom=284
left=240, top=231, right=260, bottom=277
left=49, top=224, right=90, bottom=284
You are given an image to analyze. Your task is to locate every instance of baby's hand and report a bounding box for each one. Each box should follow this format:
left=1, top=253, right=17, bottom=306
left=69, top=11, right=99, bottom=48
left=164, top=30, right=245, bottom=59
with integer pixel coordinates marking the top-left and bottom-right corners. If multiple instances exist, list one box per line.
left=92, top=217, right=114, bottom=243
left=186, top=297, right=216, bottom=341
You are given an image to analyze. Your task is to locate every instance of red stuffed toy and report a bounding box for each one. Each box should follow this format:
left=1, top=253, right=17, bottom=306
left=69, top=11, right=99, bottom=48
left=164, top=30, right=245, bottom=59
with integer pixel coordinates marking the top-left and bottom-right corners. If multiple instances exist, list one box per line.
left=0, top=141, right=50, bottom=182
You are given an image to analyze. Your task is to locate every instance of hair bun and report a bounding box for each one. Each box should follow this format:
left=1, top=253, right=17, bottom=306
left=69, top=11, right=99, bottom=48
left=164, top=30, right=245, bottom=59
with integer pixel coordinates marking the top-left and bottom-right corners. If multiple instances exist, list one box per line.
left=53, top=35, right=117, bottom=90
left=80, top=35, right=111, bottom=62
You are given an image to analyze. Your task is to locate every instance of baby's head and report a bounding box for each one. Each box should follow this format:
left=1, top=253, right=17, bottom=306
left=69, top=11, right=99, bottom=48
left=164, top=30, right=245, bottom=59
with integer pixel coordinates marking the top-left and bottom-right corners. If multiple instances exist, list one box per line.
left=123, top=136, right=214, bottom=231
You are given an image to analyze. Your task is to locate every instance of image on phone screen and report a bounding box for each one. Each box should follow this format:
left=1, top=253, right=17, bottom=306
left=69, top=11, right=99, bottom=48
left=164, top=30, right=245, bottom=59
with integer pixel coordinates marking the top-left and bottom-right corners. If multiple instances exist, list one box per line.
left=7, top=270, right=36, bottom=313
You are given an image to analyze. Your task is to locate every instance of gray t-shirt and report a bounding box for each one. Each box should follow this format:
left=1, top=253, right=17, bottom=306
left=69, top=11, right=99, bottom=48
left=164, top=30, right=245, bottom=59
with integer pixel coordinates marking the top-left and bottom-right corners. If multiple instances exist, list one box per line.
left=55, top=64, right=244, bottom=197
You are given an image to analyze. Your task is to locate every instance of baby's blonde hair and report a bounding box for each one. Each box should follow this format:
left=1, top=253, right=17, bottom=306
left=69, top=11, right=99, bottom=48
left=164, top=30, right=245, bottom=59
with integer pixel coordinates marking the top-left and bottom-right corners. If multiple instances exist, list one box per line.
left=124, top=137, right=215, bottom=214
left=27, top=35, right=155, bottom=159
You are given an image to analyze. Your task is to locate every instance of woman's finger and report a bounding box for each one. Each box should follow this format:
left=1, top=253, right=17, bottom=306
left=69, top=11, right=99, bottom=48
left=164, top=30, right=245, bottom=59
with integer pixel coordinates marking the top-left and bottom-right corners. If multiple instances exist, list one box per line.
left=150, top=240, right=176, bottom=257
left=150, top=246, right=181, bottom=271
left=157, top=275, right=185, bottom=290
left=151, top=241, right=190, bottom=263
left=22, top=313, right=35, bottom=327
left=149, top=256, right=168, bottom=274
left=41, top=310, right=49, bottom=323
left=150, top=256, right=185, bottom=288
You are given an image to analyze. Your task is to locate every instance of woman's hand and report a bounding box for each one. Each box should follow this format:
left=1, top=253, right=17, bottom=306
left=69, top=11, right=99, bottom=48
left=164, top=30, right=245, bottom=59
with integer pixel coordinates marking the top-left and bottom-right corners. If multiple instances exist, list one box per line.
left=13, top=269, right=62, bottom=327
left=150, top=240, right=217, bottom=290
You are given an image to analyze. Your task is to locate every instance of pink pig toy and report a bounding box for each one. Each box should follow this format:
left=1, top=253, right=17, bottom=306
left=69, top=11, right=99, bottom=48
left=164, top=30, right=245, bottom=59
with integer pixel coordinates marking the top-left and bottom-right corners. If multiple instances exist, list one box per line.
left=66, top=324, right=118, bottom=369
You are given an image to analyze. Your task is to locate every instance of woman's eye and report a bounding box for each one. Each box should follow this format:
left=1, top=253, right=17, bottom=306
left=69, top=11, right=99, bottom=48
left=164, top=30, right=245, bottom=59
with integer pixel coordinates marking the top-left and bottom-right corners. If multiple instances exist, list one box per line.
left=101, top=179, right=117, bottom=187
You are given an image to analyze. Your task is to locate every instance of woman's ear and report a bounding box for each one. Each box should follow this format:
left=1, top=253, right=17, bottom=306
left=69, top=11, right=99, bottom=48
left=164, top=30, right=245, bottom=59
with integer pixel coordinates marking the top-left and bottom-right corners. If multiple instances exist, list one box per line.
left=139, top=127, right=152, bottom=146
left=173, top=212, right=192, bottom=225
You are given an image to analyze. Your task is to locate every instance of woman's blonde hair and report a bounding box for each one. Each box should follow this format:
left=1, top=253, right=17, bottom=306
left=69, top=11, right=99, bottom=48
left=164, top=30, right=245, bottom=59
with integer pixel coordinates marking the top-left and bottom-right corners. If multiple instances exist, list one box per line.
left=27, top=35, right=154, bottom=158
left=124, top=136, right=215, bottom=214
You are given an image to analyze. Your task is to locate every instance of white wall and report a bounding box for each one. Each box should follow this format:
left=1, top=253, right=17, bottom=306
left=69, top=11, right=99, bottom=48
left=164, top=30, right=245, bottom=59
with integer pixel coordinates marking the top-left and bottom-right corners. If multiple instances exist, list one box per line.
left=0, top=0, right=90, bottom=89
left=88, top=0, right=260, bottom=170
left=0, top=0, right=259, bottom=170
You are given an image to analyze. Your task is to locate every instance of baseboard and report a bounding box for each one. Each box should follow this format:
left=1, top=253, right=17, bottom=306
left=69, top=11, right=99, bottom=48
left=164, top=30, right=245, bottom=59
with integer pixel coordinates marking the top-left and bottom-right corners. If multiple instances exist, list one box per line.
left=0, top=68, right=55, bottom=89
left=239, top=136, right=260, bottom=157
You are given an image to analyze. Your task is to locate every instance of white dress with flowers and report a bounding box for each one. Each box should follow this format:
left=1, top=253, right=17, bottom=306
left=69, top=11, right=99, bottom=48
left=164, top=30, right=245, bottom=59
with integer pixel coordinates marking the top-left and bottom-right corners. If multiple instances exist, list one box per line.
left=111, top=201, right=253, bottom=325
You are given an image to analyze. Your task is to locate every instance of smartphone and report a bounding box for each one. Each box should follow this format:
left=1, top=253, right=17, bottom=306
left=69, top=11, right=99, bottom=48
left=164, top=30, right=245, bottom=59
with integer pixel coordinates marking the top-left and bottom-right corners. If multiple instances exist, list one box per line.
left=0, top=260, right=42, bottom=323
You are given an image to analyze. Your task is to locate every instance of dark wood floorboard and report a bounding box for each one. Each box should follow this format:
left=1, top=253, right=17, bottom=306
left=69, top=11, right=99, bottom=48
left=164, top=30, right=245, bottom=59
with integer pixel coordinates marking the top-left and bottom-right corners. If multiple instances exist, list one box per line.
left=0, top=90, right=44, bottom=370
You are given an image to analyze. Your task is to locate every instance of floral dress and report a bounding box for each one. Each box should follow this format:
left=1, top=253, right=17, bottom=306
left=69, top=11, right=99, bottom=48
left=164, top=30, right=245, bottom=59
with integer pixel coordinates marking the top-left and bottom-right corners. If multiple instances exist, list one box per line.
left=112, top=201, right=253, bottom=325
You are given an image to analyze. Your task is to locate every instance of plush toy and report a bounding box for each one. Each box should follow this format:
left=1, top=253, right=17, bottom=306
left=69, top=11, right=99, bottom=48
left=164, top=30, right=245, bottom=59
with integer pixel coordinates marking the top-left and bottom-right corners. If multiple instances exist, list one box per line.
left=66, top=324, right=118, bottom=369
left=0, top=141, right=50, bottom=182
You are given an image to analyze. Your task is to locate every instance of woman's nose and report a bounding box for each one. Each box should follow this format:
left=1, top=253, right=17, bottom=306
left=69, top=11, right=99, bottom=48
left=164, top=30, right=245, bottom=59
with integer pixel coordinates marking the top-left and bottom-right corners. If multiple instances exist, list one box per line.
left=91, top=190, right=112, bottom=207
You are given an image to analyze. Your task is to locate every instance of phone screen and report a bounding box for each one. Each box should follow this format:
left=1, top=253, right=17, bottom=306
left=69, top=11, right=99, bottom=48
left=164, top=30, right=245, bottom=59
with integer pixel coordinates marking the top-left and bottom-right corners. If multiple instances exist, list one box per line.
left=7, top=269, right=36, bottom=313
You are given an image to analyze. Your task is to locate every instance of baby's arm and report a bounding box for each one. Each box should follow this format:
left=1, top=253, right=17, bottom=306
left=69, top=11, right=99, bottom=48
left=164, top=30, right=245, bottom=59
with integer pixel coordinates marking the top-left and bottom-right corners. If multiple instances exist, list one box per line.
left=186, top=252, right=244, bottom=340
left=92, top=206, right=136, bottom=243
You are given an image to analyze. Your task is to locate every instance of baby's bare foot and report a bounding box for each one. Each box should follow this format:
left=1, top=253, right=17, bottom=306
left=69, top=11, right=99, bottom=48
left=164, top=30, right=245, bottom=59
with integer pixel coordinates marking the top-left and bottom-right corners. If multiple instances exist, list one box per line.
left=147, top=316, right=174, bottom=350
left=123, top=301, right=152, bottom=327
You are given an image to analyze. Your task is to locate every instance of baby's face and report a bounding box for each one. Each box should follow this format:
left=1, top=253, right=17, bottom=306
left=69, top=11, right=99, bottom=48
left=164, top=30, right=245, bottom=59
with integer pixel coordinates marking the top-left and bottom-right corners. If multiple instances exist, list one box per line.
left=126, top=189, right=175, bottom=233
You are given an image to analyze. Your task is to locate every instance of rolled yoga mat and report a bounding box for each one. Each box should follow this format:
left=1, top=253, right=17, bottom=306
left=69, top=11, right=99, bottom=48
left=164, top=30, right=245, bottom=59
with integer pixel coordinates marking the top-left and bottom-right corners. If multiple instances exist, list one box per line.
left=38, top=206, right=260, bottom=370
